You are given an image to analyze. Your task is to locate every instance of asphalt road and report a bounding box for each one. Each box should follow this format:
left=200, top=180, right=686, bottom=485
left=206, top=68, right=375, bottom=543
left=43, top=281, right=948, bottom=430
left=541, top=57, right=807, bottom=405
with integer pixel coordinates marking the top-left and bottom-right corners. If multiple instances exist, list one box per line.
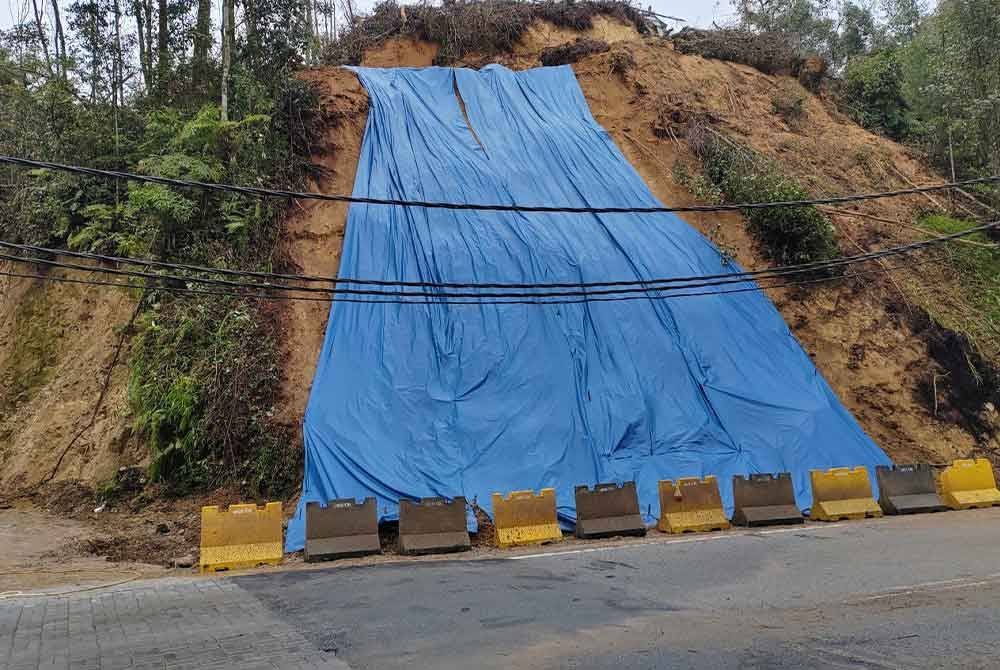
left=5, top=508, right=1000, bottom=669
left=236, top=507, right=1000, bottom=669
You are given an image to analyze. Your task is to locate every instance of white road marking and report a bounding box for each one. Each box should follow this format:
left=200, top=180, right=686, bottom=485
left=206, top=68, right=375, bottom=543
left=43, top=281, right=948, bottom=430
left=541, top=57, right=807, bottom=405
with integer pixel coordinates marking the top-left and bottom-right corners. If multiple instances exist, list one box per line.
left=506, top=522, right=848, bottom=560
left=756, top=523, right=847, bottom=535
left=857, top=572, right=1000, bottom=601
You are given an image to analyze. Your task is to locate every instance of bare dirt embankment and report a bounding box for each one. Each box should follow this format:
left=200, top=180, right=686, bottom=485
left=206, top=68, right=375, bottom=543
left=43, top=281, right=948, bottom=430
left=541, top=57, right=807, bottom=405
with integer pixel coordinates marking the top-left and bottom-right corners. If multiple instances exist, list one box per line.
left=0, top=267, right=142, bottom=494
left=567, top=38, right=986, bottom=464
left=277, top=22, right=987, bottom=468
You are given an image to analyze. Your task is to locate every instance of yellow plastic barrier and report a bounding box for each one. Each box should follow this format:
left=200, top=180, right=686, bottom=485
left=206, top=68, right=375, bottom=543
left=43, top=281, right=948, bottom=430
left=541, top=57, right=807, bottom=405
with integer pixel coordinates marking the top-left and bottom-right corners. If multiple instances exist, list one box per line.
left=809, top=467, right=882, bottom=521
left=657, top=477, right=730, bottom=533
left=200, top=502, right=283, bottom=573
left=939, top=458, right=1000, bottom=510
left=492, top=489, right=562, bottom=548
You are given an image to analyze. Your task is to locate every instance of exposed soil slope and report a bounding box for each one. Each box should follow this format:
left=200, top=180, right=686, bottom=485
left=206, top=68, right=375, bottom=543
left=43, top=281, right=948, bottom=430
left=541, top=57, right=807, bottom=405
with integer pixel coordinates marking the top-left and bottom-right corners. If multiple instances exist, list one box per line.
left=275, top=69, right=369, bottom=426
left=0, top=267, right=142, bottom=494
left=1, top=17, right=994, bottom=576
left=277, top=22, right=989, bottom=469
left=567, top=39, right=984, bottom=464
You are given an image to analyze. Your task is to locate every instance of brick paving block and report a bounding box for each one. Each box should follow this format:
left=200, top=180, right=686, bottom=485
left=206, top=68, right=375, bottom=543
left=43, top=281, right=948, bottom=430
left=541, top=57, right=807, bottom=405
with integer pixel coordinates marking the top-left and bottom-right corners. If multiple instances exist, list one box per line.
left=2, top=577, right=354, bottom=670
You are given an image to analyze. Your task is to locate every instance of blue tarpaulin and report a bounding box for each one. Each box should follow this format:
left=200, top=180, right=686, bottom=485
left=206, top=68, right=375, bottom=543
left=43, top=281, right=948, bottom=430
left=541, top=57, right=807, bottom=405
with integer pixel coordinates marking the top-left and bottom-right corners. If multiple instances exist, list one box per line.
left=285, top=65, right=890, bottom=552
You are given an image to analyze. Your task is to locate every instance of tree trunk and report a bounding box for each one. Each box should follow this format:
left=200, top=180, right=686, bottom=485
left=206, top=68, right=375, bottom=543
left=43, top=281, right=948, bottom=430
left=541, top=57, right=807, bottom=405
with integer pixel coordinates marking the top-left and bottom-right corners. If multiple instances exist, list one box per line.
left=133, top=0, right=147, bottom=89
left=304, top=0, right=314, bottom=63
left=193, top=0, right=212, bottom=84
left=155, top=0, right=168, bottom=97
left=50, top=0, right=66, bottom=78
left=245, top=0, right=259, bottom=64
left=221, top=0, right=234, bottom=121
left=145, top=0, right=153, bottom=72
left=133, top=0, right=153, bottom=92
left=113, top=0, right=124, bottom=105
left=87, top=8, right=99, bottom=102
left=30, top=0, right=53, bottom=76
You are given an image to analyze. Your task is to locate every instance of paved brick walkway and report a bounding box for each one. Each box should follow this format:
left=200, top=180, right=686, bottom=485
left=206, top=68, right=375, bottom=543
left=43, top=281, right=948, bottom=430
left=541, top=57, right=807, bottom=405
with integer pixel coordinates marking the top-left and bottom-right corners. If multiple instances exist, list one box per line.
left=0, top=577, right=350, bottom=670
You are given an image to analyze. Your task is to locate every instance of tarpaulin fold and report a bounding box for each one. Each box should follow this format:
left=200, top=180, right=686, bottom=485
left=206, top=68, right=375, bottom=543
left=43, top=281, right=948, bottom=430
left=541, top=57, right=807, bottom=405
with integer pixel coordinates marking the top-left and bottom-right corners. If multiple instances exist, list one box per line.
left=285, top=64, right=889, bottom=551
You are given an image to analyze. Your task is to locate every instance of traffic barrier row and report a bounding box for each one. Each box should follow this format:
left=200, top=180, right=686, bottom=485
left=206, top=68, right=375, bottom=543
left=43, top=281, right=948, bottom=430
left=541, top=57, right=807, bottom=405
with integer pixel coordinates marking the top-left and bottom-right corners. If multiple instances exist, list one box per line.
left=305, top=497, right=380, bottom=562
left=939, top=458, right=1000, bottom=509
left=493, top=489, right=562, bottom=548
left=399, top=497, right=471, bottom=555
left=876, top=464, right=946, bottom=515
left=199, top=458, right=1000, bottom=571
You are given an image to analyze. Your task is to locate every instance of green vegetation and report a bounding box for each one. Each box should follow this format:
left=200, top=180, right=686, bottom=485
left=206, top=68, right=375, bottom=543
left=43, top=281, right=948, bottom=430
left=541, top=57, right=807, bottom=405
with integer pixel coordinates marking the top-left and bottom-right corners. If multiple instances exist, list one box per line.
left=116, top=92, right=314, bottom=495
left=919, top=215, right=1000, bottom=355
left=729, top=0, right=1000, bottom=422
left=672, top=162, right=723, bottom=205
left=130, top=297, right=297, bottom=494
left=0, top=0, right=318, bottom=495
left=692, top=132, right=840, bottom=269
left=770, top=81, right=807, bottom=125
left=842, top=50, right=910, bottom=140
left=900, top=0, right=1000, bottom=189
left=732, top=0, right=999, bottom=202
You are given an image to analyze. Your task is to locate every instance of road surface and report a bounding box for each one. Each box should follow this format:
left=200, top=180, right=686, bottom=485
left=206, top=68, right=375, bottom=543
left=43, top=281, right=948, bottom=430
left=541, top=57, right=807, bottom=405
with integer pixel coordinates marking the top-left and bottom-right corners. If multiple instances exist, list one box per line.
left=4, top=507, right=1000, bottom=669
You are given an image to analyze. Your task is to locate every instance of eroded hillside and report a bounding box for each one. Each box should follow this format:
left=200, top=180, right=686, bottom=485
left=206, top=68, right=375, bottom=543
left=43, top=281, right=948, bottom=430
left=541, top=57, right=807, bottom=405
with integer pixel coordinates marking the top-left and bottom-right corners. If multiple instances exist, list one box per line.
left=0, top=270, right=142, bottom=493
left=277, top=21, right=997, bottom=473
left=2, top=16, right=996, bottom=507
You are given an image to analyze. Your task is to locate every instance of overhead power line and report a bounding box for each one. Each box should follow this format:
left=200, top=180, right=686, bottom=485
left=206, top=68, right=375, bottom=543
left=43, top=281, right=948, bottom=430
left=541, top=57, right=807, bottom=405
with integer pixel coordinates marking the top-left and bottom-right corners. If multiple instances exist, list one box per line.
left=2, top=155, right=999, bottom=215
left=0, top=237, right=861, bottom=288
left=2, top=220, right=998, bottom=295
left=1, top=220, right=993, bottom=301
left=0, top=255, right=947, bottom=306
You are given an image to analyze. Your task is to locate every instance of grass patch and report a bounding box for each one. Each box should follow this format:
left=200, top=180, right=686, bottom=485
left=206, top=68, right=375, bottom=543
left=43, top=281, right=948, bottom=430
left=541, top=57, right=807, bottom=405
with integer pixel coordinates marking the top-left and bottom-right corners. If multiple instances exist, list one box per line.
left=689, top=129, right=840, bottom=269
left=771, top=81, right=806, bottom=125
left=672, top=161, right=723, bottom=204
left=918, top=214, right=1000, bottom=355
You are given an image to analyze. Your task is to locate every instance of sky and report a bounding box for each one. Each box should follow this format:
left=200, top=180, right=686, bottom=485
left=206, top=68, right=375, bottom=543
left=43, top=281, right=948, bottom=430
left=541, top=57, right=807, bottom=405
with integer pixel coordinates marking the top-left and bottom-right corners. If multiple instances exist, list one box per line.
left=0, top=0, right=737, bottom=33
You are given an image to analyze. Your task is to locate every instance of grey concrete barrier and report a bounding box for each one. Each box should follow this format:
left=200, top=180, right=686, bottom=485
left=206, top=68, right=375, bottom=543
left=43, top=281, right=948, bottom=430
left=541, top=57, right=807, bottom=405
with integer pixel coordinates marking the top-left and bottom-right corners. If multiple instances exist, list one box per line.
left=305, top=497, right=381, bottom=562
left=876, top=464, right=947, bottom=515
left=732, top=473, right=804, bottom=527
left=399, top=497, right=471, bottom=555
left=574, top=482, right=647, bottom=539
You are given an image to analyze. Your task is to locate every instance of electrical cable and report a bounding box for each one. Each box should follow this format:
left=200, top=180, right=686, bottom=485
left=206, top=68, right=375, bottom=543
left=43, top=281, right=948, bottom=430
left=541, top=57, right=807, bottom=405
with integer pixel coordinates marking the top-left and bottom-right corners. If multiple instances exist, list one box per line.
left=0, top=246, right=930, bottom=299
left=0, top=254, right=948, bottom=305
left=2, top=220, right=996, bottom=299
left=2, top=220, right=997, bottom=297
left=3, top=154, right=999, bottom=215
